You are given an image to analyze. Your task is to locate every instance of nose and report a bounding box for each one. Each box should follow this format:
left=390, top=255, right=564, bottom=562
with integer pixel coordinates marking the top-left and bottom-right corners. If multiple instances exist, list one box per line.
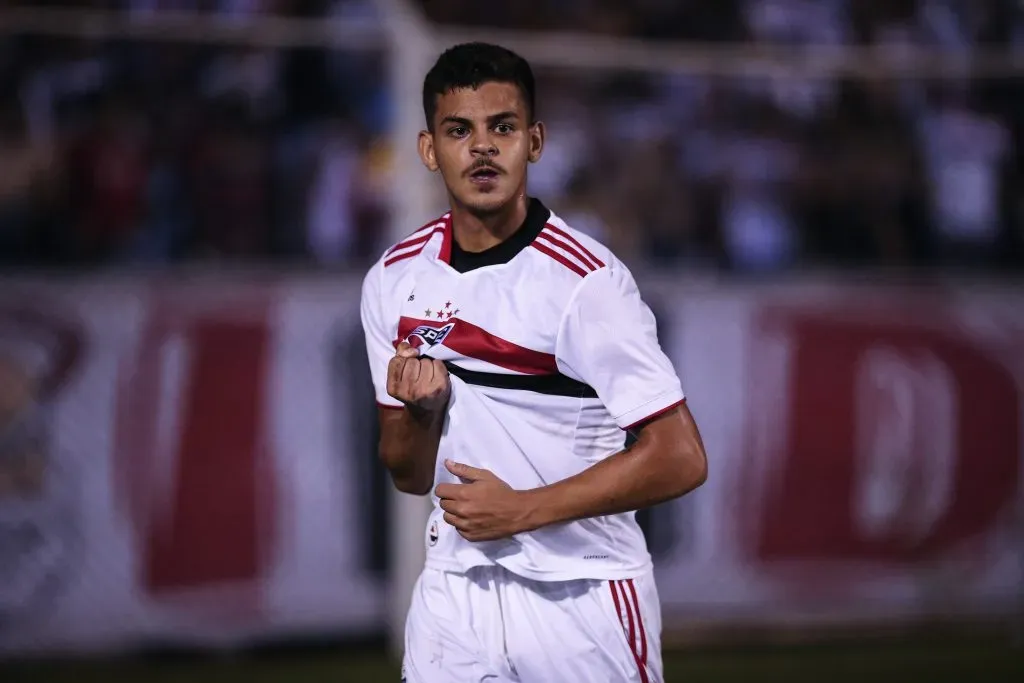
left=470, top=131, right=497, bottom=157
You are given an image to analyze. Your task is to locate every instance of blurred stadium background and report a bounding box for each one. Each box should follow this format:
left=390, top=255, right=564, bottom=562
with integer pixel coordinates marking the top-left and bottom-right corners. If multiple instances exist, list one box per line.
left=1, top=0, right=1023, bottom=680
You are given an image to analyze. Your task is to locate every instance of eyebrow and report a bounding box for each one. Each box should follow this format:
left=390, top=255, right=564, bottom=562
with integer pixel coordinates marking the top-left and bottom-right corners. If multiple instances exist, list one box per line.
left=487, top=111, right=519, bottom=124
left=439, top=115, right=472, bottom=128
left=439, top=111, right=520, bottom=127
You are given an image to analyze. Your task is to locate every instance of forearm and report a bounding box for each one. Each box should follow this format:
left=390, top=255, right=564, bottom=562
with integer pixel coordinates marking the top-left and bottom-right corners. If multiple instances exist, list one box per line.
left=520, top=441, right=706, bottom=530
left=378, top=406, right=444, bottom=495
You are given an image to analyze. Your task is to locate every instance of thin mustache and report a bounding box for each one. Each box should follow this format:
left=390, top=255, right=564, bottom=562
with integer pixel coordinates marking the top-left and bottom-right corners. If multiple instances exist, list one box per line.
left=466, top=161, right=505, bottom=176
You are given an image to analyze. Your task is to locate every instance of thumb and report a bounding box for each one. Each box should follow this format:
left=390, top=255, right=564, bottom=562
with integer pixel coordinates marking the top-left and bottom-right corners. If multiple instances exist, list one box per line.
left=445, top=459, right=490, bottom=482
left=396, top=341, right=421, bottom=358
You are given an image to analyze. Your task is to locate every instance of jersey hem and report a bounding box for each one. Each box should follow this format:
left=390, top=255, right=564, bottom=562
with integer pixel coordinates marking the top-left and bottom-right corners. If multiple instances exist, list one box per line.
left=424, top=556, right=483, bottom=573
left=425, top=555, right=653, bottom=582
left=493, top=558, right=654, bottom=582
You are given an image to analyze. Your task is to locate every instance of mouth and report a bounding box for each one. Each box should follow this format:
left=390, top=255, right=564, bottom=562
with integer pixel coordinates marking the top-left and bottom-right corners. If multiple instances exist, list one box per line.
left=468, top=167, right=501, bottom=184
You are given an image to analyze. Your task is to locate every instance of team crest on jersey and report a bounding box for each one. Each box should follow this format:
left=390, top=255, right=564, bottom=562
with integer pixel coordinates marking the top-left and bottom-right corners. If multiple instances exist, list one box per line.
left=406, top=322, right=455, bottom=349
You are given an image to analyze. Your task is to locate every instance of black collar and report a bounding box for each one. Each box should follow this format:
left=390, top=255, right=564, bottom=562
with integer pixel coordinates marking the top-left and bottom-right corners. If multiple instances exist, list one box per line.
left=449, top=198, right=549, bottom=273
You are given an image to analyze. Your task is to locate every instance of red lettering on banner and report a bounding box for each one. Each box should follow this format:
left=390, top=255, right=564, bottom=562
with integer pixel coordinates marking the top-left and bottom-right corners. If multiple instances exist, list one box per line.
left=745, top=307, right=1020, bottom=567
left=114, top=300, right=277, bottom=615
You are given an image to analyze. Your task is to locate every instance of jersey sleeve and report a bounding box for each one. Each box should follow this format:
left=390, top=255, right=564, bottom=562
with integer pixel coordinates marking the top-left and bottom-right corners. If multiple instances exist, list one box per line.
left=555, top=264, right=685, bottom=430
left=360, top=261, right=403, bottom=409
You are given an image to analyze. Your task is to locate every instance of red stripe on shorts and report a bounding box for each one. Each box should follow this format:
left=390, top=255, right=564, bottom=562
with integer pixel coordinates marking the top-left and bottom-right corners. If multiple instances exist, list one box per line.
left=627, top=578, right=648, bottom=669
left=610, top=580, right=649, bottom=683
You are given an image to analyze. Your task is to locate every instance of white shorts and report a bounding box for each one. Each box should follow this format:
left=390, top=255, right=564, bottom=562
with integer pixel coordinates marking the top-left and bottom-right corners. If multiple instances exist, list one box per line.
left=402, top=564, right=663, bottom=683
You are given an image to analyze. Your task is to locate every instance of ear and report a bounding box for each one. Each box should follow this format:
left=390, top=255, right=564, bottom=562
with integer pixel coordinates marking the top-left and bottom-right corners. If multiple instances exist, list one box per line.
left=418, top=130, right=439, bottom=172
left=527, top=120, right=545, bottom=164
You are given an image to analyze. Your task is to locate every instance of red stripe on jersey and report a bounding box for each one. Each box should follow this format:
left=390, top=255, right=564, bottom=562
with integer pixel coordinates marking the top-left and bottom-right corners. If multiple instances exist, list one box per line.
left=395, top=316, right=558, bottom=375
left=544, top=223, right=605, bottom=268
left=623, top=398, right=687, bottom=432
left=386, top=232, right=426, bottom=257
left=530, top=242, right=589, bottom=277
left=385, top=228, right=444, bottom=265
left=536, top=231, right=598, bottom=273
left=376, top=401, right=404, bottom=411
left=438, top=215, right=453, bottom=264
left=384, top=248, right=425, bottom=268
left=387, top=219, right=446, bottom=256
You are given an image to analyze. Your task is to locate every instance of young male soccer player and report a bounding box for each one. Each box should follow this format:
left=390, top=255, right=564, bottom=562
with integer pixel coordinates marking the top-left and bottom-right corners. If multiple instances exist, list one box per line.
left=361, top=42, right=708, bottom=683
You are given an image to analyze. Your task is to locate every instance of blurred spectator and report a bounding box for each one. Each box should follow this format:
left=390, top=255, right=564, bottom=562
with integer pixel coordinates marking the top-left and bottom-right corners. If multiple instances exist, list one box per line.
left=0, top=103, right=59, bottom=265
left=186, top=97, right=273, bottom=259
left=305, top=118, right=361, bottom=265
left=65, top=90, right=151, bottom=263
left=918, top=85, right=1010, bottom=267
left=716, top=100, right=800, bottom=272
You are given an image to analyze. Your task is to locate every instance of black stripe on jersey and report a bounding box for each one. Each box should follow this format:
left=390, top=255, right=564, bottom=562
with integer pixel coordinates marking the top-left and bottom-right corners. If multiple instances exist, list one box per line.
left=442, top=361, right=598, bottom=398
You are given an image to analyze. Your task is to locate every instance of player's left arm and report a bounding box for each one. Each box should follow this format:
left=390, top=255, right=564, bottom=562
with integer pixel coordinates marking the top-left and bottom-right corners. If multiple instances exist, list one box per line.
left=520, top=400, right=705, bottom=530
left=436, top=263, right=708, bottom=541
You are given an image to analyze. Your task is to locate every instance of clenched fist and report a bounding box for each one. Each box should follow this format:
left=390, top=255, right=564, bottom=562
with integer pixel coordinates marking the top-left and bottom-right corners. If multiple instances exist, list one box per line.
left=387, top=342, right=451, bottom=413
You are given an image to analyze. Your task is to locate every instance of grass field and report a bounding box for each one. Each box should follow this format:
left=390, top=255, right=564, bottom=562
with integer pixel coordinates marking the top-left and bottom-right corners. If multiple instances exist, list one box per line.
left=2, top=637, right=1022, bottom=683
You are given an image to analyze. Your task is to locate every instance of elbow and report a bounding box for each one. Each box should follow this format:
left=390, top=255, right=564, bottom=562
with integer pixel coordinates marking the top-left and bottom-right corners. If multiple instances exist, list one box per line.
left=392, top=476, right=433, bottom=496
left=667, top=440, right=708, bottom=497
left=378, top=448, right=433, bottom=496
left=638, top=405, right=708, bottom=499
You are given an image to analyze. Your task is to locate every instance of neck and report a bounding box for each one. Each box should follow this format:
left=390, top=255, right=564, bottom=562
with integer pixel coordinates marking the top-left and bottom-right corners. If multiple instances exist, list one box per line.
left=450, top=194, right=530, bottom=253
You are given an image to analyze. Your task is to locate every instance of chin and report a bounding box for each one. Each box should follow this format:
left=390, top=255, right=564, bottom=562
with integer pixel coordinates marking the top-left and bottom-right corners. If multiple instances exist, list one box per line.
left=457, top=190, right=516, bottom=216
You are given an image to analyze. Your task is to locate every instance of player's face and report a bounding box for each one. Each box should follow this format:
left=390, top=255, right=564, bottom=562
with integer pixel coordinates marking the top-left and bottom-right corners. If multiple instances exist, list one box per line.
left=419, top=81, right=544, bottom=215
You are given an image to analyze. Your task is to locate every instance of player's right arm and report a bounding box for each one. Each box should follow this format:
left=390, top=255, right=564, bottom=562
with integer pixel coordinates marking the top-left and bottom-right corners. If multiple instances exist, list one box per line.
left=361, top=261, right=449, bottom=496
left=377, top=344, right=450, bottom=495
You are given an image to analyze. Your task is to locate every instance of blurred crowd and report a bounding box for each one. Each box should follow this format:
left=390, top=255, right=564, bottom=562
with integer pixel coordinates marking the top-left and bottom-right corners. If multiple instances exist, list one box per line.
left=0, top=0, right=1021, bottom=272
left=423, top=0, right=1021, bottom=46
left=0, top=0, right=389, bottom=268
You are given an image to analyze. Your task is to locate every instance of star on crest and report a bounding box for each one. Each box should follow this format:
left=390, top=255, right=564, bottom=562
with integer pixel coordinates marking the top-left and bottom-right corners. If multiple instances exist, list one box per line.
left=436, top=300, right=460, bottom=321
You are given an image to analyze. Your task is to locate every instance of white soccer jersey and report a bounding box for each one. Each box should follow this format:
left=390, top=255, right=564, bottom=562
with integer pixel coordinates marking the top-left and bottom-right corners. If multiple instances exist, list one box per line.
left=361, top=199, right=685, bottom=581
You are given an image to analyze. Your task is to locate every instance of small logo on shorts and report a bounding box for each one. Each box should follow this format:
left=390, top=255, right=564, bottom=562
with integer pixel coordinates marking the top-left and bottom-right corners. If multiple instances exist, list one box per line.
left=428, top=520, right=439, bottom=546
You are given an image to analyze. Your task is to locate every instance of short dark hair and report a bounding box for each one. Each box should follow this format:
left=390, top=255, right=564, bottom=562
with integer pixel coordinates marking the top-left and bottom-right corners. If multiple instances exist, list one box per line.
left=422, top=42, right=536, bottom=130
